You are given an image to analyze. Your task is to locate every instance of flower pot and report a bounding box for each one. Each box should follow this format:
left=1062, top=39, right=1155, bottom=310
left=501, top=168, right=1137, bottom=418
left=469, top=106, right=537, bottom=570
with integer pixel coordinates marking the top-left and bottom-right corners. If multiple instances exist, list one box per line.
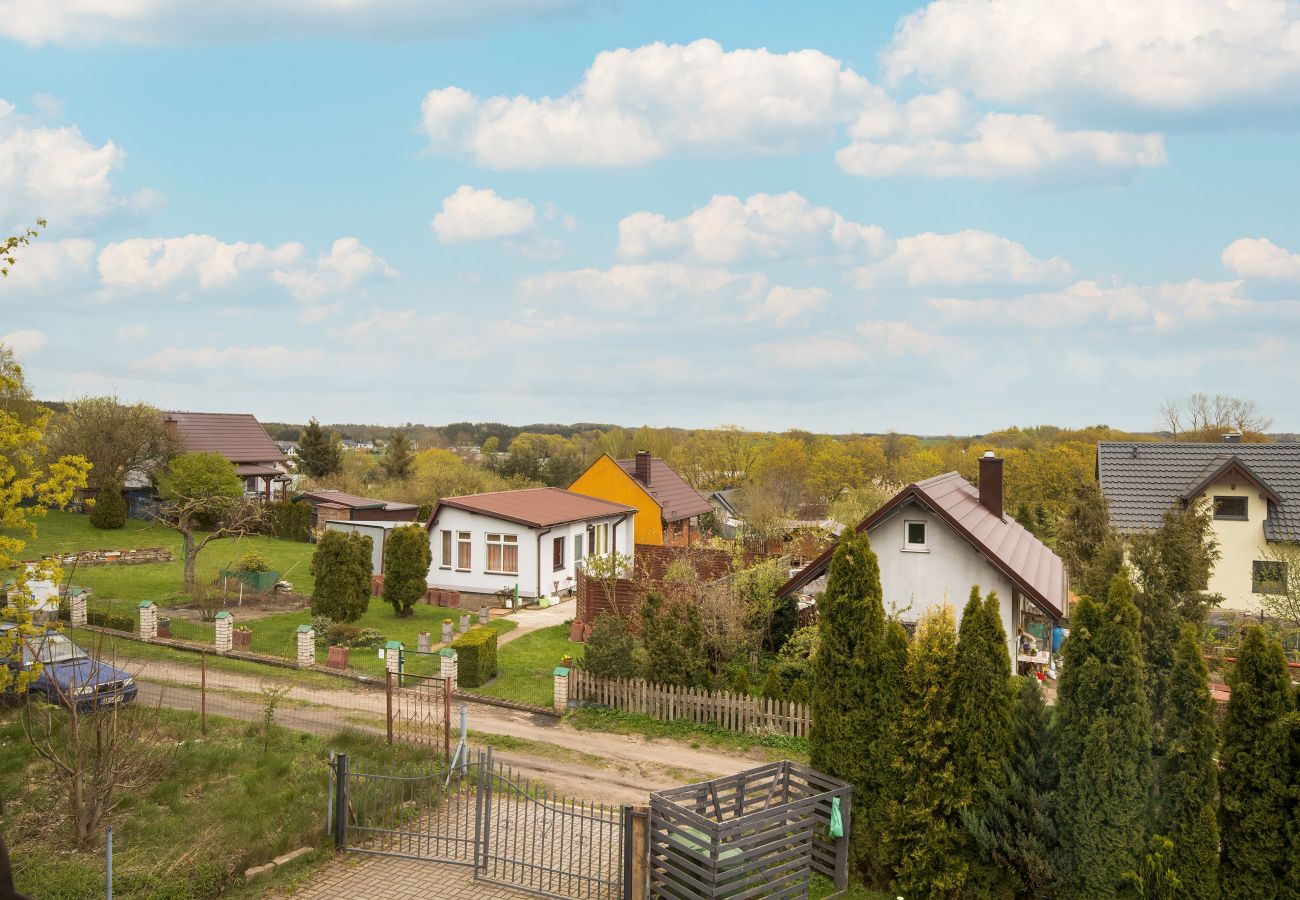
left=417, top=631, right=431, bottom=653
left=446, top=591, right=461, bottom=609
left=156, top=617, right=170, bottom=639
left=458, top=615, right=470, bottom=633
left=233, top=630, right=252, bottom=650
left=327, top=646, right=349, bottom=669
left=569, top=620, right=586, bottom=643
left=442, top=622, right=454, bottom=643
left=478, top=607, right=489, bottom=625
left=561, top=655, right=573, bottom=669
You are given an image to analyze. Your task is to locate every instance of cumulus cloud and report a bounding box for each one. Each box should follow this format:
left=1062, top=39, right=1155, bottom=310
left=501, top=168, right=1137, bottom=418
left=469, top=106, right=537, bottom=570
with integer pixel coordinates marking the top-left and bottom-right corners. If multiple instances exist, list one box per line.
left=755, top=286, right=830, bottom=325
left=850, top=230, right=1074, bottom=290
left=1222, top=237, right=1300, bottom=280
left=618, top=192, right=889, bottom=264
left=883, top=0, right=1300, bottom=114
left=420, top=40, right=877, bottom=168
left=0, top=99, right=160, bottom=227
left=1, top=328, right=47, bottom=356
left=521, top=262, right=769, bottom=314
left=133, top=345, right=325, bottom=373
left=270, top=238, right=398, bottom=305
left=0, top=237, right=95, bottom=290
left=0, top=0, right=594, bottom=45
left=432, top=186, right=537, bottom=243
left=857, top=320, right=950, bottom=355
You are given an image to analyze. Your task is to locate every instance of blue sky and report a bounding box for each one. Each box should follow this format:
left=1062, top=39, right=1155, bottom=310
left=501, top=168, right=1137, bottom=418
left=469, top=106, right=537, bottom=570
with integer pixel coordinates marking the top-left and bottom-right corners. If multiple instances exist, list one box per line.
left=2, top=0, right=1299, bottom=433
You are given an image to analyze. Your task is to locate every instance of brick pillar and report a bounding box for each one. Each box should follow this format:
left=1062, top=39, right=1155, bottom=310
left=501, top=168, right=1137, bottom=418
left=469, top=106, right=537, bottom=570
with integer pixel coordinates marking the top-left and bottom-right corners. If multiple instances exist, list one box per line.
left=439, top=648, right=458, bottom=691
left=384, top=641, right=402, bottom=676
left=70, top=592, right=87, bottom=628
left=138, top=601, right=157, bottom=641
left=214, top=611, right=233, bottom=654
left=553, top=666, right=570, bottom=711
left=296, top=625, right=315, bottom=668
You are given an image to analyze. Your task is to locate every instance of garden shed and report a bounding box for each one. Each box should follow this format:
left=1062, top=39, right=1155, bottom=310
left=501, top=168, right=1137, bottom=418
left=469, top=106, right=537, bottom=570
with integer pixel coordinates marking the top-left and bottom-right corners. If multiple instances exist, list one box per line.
left=648, top=761, right=852, bottom=899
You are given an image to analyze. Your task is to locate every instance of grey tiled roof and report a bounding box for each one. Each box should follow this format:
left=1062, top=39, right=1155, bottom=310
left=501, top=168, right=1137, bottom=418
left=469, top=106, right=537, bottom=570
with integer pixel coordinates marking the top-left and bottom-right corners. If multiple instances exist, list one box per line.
left=1097, top=442, right=1300, bottom=541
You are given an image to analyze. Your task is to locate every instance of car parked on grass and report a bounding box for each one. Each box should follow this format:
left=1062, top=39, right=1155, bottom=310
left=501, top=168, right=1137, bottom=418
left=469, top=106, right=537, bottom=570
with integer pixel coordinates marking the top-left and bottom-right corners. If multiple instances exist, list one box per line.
left=0, top=624, right=138, bottom=709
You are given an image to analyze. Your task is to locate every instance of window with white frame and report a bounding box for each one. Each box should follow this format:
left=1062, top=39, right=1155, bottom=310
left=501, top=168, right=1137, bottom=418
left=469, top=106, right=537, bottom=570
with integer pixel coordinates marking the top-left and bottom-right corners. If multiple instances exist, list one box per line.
left=903, top=520, right=928, bottom=550
left=553, top=536, right=566, bottom=571
left=574, top=533, right=584, bottom=563
left=440, top=530, right=452, bottom=568
left=485, top=533, right=518, bottom=575
left=456, top=531, right=472, bottom=571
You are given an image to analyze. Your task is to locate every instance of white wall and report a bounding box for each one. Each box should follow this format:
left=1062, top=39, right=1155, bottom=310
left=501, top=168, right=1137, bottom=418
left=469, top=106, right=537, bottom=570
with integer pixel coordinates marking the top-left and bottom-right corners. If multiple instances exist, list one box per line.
left=325, top=520, right=393, bottom=574
left=1199, top=482, right=1274, bottom=613
left=426, top=508, right=635, bottom=598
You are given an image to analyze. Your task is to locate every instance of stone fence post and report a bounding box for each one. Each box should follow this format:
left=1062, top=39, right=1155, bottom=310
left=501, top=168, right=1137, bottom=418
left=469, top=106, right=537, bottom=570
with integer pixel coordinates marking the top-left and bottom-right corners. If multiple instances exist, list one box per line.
left=215, top=611, right=233, bottom=654
left=439, top=648, right=458, bottom=691
left=553, top=666, right=570, bottom=711
left=70, top=592, right=87, bottom=628
left=296, top=625, right=315, bottom=668
left=384, top=641, right=402, bottom=676
left=477, top=607, right=489, bottom=626
left=138, top=601, right=157, bottom=641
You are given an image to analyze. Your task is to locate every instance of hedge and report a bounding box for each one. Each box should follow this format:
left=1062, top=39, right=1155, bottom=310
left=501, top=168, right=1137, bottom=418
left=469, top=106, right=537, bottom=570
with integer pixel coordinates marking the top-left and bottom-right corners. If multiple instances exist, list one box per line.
left=58, top=606, right=136, bottom=632
left=452, top=626, right=498, bottom=688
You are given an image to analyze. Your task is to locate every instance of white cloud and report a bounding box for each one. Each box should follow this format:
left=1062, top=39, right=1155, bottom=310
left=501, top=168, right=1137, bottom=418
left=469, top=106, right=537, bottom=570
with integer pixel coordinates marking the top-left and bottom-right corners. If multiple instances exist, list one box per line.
left=0, top=99, right=160, bottom=227
left=856, top=320, right=950, bottom=356
left=0, top=237, right=94, bottom=290
left=755, top=286, right=830, bottom=325
left=270, top=238, right=398, bottom=305
left=521, top=262, right=769, bottom=314
left=0, top=0, right=595, bottom=45
left=618, top=192, right=889, bottom=264
left=133, top=345, right=325, bottom=373
left=883, top=0, right=1300, bottom=113
left=421, top=39, right=877, bottom=168
left=850, top=230, right=1074, bottom=290
left=1, top=328, right=47, bottom=356
left=432, top=186, right=537, bottom=243
left=1222, top=237, right=1300, bottom=280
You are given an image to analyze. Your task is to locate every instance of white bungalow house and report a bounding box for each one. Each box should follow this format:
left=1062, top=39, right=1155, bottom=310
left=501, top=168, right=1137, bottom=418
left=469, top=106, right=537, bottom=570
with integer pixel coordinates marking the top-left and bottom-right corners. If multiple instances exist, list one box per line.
left=778, top=453, right=1069, bottom=672
left=425, top=488, right=636, bottom=600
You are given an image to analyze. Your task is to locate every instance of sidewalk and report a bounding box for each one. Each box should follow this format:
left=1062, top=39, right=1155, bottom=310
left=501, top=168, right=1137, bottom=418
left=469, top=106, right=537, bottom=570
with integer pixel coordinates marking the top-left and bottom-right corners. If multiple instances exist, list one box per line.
left=282, top=855, right=519, bottom=900
left=494, top=598, right=572, bottom=648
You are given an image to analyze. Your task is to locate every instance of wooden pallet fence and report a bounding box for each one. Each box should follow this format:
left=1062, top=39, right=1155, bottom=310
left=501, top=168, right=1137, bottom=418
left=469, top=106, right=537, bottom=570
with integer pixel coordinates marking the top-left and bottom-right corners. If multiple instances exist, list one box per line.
left=569, top=670, right=811, bottom=739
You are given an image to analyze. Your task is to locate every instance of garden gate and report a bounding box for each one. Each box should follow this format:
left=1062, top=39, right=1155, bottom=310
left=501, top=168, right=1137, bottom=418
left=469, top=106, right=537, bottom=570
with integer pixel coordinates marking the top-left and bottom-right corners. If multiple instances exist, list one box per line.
left=386, top=670, right=452, bottom=760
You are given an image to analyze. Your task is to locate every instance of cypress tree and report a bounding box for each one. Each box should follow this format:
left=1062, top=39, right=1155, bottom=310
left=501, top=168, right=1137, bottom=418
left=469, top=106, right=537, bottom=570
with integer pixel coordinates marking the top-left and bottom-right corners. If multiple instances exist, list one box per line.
left=381, top=431, right=414, bottom=481
left=1157, top=624, right=1219, bottom=900
left=1054, top=572, right=1151, bottom=898
left=1218, top=626, right=1291, bottom=898
left=890, top=605, right=967, bottom=898
left=309, top=530, right=372, bottom=622
left=89, top=478, right=127, bottom=529
left=297, top=417, right=342, bottom=479
left=381, top=524, right=431, bottom=617
left=952, top=587, right=1014, bottom=891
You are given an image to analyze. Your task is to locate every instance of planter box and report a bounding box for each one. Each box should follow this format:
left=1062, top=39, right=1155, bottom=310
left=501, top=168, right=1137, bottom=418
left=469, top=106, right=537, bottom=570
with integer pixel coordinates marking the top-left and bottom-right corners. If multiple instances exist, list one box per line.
left=445, top=591, right=461, bottom=609
left=232, top=630, right=252, bottom=650
left=327, top=646, right=349, bottom=669
left=226, top=570, right=281, bottom=593
left=157, top=618, right=171, bottom=639
left=569, top=620, right=586, bottom=643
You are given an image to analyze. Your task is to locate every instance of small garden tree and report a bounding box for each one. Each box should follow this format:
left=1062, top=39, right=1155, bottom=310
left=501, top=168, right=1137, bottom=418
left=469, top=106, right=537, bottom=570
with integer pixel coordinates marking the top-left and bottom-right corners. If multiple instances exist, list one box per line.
left=296, top=417, right=342, bottom=479
left=89, top=478, right=126, bottom=529
left=639, top=591, right=710, bottom=688
left=155, top=452, right=261, bottom=592
left=44, top=395, right=174, bottom=492
left=310, top=530, right=372, bottom=623
left=381, top=524, right=431, bottom=617
left=381, top=431, right=414, bottom=481
left=583, top=613, right=637, bottom=680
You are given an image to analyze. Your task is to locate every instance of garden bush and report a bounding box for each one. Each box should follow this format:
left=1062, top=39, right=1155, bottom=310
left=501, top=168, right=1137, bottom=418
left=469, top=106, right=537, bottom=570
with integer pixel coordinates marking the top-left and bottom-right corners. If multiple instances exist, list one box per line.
left=310, top=530, right=372, bottom=623
left=381, top=524, right=432, bottom=617
left=263, top=499, right=313, bottom=542
left=237, top=550, right=270, bottom=573
left=452, top=626, right=498, bottom=688
left=89, top=480, right=126, bottom=530
left=582, top=613, right=636, bottom=680
left=87, top=609, right=136, bottom=632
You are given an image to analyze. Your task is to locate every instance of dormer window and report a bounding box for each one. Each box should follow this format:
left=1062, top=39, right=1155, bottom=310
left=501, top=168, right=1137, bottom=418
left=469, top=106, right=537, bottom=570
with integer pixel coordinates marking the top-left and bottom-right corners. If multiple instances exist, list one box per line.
left=904, top=520, right=928, bottom=551
left=1213, top=496, right=1248, bottom=521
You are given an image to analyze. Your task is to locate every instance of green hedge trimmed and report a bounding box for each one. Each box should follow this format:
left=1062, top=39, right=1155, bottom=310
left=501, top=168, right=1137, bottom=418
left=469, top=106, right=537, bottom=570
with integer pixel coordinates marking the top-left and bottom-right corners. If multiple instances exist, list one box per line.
left=452, top=626, right=498, bottom=688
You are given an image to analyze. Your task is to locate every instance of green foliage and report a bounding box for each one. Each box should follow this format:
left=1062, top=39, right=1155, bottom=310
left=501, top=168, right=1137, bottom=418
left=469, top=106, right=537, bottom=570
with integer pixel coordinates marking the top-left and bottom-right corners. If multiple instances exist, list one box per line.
left=89, top=479, right=126, bottom=529
left=1056, top=479, right=1125, bottom=603
left=381, top=431, right=414, bottom=481
left=263, top=499, right=313, bottom=542
left=309, top=530, right=372, bottom=623
left=725, top=664, right=751, bottom=695
left=1156, top=625, right=1219, bottom=900
left=237, top=550, right=270, bottom=573
left=1129, top=835, right=1183, bottom=900
left=1218, top=626, right=1292, bottom=898
left=1, top=217, right=44, bottom=277
left=1054, top=573, right=1152, bottom=899
left=381, top=524, right=432, bottom=617
left=890, top=606, right=967, bottom=898
left=157, top=451, right=242, bottom=505
left=452, top=625, right=499, bottom=688
left=638, top=591, right=711, bottom=688
left=296, top=417, right=342, bottom=479
left=582, top=613, right=637, bottom=680
left=734, top=557, right=796, bottom=651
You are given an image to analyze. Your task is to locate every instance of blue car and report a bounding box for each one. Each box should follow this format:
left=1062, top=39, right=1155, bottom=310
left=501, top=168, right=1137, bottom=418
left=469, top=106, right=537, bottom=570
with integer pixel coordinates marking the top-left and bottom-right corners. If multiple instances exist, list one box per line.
left=1, top=624, right=138, bottom=709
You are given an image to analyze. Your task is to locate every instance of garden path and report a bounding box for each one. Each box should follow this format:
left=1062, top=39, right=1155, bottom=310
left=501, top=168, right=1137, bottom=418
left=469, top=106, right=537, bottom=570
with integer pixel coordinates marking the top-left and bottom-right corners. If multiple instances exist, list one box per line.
left=492, top=598, right=571, bottom=647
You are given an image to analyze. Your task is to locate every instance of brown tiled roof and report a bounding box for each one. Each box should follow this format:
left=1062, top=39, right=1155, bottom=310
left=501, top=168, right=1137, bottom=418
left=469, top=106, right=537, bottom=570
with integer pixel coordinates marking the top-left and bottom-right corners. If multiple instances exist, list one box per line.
left=235, top=464, right=290, bottom=479
left=613, top=457, right=713, bottom=522
left=777, top=471, right=1067, bottom=619
left=429, top=488, right=635, bottom=529
left=162, top=411, right=286, bottom=465
left=295, top=489, right=418, bottom=511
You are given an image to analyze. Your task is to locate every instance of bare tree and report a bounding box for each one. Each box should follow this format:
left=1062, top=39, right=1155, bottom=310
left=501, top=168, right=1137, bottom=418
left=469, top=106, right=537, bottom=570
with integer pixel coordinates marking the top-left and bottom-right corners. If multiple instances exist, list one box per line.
left=1257, top=543, right=1300, bottom=638
left=44, top=395, right=176, bottom=489
left=1160, top=393, right=1273, bottom=440
left=154, top=452, right=264, bottom=592
left=581, top=550, right=632, bottom=619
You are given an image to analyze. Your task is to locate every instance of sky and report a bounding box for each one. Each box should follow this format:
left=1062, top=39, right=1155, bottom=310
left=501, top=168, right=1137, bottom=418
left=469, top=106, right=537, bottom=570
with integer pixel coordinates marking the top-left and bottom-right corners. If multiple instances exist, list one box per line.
left=1, top=0, right=1299, bottom=434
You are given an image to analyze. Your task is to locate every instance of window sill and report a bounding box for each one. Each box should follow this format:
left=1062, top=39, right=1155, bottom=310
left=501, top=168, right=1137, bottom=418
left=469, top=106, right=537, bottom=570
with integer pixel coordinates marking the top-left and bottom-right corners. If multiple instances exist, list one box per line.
left=901, top=547, right=930, bottom=553
left=455, top=568, right=470, bottom=573
left=484, top=570, right=519, bottom=577
left=1214, top=516, right=1249, bottom=522
left=438, top=566, right=451, bottom=571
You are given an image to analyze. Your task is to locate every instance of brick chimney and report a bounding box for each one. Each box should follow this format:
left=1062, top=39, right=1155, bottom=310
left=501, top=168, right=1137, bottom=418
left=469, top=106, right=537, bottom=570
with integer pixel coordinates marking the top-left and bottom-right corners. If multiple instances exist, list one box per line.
left=634, top=451, right=652, bottom=485
left=979, top=451, right=1003, bottom=519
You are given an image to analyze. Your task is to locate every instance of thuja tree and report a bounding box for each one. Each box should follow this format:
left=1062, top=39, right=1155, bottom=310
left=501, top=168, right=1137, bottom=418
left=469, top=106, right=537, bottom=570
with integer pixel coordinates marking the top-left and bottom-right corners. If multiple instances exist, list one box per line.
left=965, top=676, right=1059, bottom=899
left=809, top=529, right=902, bottom=885
left=1155, top=625, right=1219, bottom=900
left=1218, top=626, right=1291, bottom=898
left=1054, top=572, right=1152, bottom=899
left=952, top=587, right=1014, bottom=892
left=89, top=478, right=126, bottom=529
left=890, top=605, right=967, bottom=898
left=639, top=592, right=709, bottom=688
left=310, top=529, right=372, bottom=622
left=381, top=525, right=431, bottom=617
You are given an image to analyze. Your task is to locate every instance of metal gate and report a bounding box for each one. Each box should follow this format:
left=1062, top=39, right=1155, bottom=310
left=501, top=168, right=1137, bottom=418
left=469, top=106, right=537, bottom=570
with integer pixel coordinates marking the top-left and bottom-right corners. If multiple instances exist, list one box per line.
left=386, top=670, right=452, bottom=760
left=331, top=749, right=629, bottom=899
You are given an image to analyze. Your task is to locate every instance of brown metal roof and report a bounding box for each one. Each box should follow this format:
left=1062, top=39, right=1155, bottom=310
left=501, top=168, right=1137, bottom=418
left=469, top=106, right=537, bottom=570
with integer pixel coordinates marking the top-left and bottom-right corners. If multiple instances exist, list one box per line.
left=613, top=457, right=713, bottom=522
left=295, top=489, right=418, bottom=511
left=777, top=471, right=1068, bottom=619
left=235, top=464, right=290, bottom=479
left=428, top=488, right=635, bottom=529
left=162, top=411, right=286, bottom=465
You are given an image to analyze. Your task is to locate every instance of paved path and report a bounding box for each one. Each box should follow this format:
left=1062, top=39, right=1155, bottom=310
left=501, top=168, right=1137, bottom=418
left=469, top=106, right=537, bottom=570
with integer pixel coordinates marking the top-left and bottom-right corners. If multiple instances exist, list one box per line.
left=494, top=600, right=572, bottom=647
left=281, top=855, right=520, bottom=900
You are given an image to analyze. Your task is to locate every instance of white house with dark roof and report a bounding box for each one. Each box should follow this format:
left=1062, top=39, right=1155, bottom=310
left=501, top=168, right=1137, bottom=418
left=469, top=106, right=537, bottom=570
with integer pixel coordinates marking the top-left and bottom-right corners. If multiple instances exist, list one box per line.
left=1098, top=438, right=1300, bottom=612
left=778, top=453, right=1068, bottom=671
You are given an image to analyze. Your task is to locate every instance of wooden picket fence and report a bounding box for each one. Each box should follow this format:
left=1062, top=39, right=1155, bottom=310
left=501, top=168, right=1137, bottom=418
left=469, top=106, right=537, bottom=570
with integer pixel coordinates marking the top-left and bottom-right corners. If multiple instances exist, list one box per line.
left=568, top=669, right=811, bottom=739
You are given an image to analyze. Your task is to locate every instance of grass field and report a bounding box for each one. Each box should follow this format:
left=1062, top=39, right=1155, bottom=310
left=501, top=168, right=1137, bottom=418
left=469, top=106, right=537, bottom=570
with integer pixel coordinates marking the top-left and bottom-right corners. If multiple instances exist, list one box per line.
left=465, top=623, right=582, bottom=707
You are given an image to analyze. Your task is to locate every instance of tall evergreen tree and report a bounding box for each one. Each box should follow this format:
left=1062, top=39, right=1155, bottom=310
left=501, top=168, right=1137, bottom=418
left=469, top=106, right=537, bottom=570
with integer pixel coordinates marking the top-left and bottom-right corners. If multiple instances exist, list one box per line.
left=1054, top=572, right=1152, bottom=898
left=309, top=529, right=372, bottom=622
left=1156, top=625, right=1219, bottom=900
left=381, top=431, right=414, bottom=481
left=89, top=478, right=127, bottom=529
left=1218, top=626, right=1291, bottom=898
left=952, top=587, right=1014, bottom=891
left=297, top=417, right=342, bottom=479
left=890, top=605, right=967, bottom=898
left=380, top=524, right=431, bottom=617
left=1055, top=479, right=1124, bottom=602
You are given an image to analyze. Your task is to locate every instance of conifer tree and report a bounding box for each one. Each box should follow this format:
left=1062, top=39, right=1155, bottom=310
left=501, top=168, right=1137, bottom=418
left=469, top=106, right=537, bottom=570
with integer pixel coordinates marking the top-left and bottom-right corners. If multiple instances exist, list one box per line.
left=1156, top=625, right=1219, bottom=900
left=1218, top=626, right=1291, bottom=898
left=380, top=524, right=431, bottom=617
left=89, top=478, right=127, bottom=529
left=1054, top=572, right=1151, bottom=898
left=381, top=431, right=414, bottom=481
left=297, top=417, right=342, bottom=479
left=890, top=605, right=967, bottom=898
left=310, top=529, right=372, bottom=622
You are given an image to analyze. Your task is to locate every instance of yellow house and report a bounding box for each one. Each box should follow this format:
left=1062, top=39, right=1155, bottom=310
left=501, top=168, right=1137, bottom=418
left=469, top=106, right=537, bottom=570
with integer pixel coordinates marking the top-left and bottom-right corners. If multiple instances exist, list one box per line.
left=568, top=452, right=713, bottom=547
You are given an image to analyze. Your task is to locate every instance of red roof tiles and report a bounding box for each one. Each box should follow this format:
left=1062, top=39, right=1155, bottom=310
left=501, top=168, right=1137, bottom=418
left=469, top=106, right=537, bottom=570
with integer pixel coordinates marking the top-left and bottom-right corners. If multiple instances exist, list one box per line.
left=429, top=488, right=635, bottom=529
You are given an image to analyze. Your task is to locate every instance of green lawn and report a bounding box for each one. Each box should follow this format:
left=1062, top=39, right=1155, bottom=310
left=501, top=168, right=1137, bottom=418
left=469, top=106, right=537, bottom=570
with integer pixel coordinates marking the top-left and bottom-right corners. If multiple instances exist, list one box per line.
left=7, top=509, right=317, bottom=603
left=465, top=623, right=582, bottom=707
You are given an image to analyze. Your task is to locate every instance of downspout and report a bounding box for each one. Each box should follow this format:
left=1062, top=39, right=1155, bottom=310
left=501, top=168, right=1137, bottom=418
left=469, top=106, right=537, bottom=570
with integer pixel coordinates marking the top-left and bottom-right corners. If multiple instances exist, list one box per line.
left=611, top=514, right=629, bottom=560
left=535, top=528, right=552, bottom=600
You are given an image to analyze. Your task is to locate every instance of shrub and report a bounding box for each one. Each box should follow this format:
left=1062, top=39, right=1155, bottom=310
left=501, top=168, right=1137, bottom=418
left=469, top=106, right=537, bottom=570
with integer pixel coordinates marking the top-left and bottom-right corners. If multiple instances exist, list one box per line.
left=452, top=626, right=498, bottom=688
left=89, top=480, right=126, bottom=529
left=381, top=525, right=432, bottom=618
left=237, top=550, right=270, bottom=573
left=310, top=530, right=372, bottom=623
left=725, top=665, right=751, bottom=695
left=583, top=614, right=636, bottom=680
left=86, top=609, right=135, bottom=632
left=263, top=499, right=313, bottom=542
